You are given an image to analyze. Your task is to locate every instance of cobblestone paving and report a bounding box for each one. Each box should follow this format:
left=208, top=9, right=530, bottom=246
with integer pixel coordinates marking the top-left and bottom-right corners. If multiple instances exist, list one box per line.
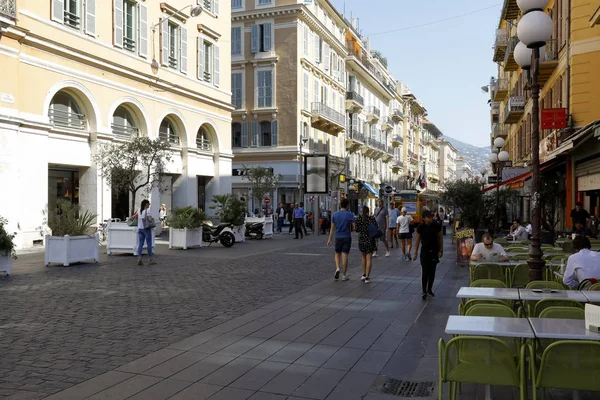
left=0, top=235, right=341, bottom=399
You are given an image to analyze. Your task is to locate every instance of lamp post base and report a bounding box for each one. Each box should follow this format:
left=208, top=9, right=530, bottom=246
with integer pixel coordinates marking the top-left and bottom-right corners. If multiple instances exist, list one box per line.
left=527, top=258, right=545, bottom=282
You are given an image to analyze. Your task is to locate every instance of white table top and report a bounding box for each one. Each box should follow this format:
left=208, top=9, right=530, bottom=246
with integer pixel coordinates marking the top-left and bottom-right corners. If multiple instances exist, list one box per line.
left=445, top=316, right=535, bottom=338
left=528, top=318, right=600, bottom=341
left=470, top=261, right=563, bottom=267
left=582, top=291, right=600, bottom=302
left=519, top=289, right=588, bottom=302
left=456, top=287, right=521, bottom=300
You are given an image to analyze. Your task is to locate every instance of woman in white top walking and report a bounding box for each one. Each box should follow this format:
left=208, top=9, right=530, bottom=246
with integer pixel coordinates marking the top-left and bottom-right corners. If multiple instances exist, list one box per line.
left=137, top=199, right=156, bottom=265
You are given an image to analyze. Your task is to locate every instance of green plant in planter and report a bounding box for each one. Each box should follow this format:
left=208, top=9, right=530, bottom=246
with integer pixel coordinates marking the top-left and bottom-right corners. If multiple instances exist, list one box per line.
left=211, top=194, right=246, bottom=226
left=45, top=199, right=98, bottom=237
left=169, top=207, right=206, bottom=229
left=0, top=216, right=17, bottom=259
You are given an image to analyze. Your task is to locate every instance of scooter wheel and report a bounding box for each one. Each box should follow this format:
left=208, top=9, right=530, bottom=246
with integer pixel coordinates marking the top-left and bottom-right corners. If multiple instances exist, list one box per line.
left=220, top=231, right=235, bottom=248
left=256, top=232, right=263, bottom=240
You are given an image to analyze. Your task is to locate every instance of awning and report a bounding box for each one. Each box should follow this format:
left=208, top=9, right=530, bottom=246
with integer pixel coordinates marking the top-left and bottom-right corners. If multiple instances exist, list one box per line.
left=545, top=120, right=600, bottom=161
left=361, top=182, right=378, bottom=196
left=483, top=161, right=561, bottom=192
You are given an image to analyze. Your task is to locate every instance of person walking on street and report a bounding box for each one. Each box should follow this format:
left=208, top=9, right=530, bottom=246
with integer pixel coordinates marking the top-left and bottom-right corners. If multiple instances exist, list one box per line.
left=275, top=202, right=285, bottom=233
left=294, top=202, right=306, bottom=239
left=397, top=207, right=413, bottom=261
left=300, top=202, right=309, bottom=236
left=137, top=199, right=156, bottom=266
left=356, top=205, right=377, bottom=283
left=327, top=198, right=355, bottom=281
left=287, top=203, right=295, bottom=235
left=413, top=210, right=443, bottom=300
left=373, top=199, right=390, bottom=257
left=388, top=203, right=400, bottom=249
left=570, top=202, right=590, bottom=231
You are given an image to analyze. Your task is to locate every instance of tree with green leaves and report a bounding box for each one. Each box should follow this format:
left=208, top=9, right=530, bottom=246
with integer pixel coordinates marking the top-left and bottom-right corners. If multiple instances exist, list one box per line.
left=94, top=137, right=172, bottom=216
left=440, top=180, right=485, bottom=229
left=242, top=166, right=282, bottom=216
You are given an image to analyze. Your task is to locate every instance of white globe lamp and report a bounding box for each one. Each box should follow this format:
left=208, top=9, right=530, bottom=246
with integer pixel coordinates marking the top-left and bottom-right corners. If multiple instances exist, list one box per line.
left=480, top=166, right=487, bottom=175
left=517, top=10, right=553, bottom=48
left=514, top=42, right=533, bottom=69
left=489, top=153, right=499, bottom=163
left=517, top=0, right=549, bottom=12
left=498, top=151, right=510, bottom=162
left=492, top=147, right=499, bottom=154
left=493, top=137, right=506, bottom=148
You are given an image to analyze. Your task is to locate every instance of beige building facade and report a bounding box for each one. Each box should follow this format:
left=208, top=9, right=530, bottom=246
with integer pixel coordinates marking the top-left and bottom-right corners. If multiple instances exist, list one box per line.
left=0, top=0, right=232, bottom=248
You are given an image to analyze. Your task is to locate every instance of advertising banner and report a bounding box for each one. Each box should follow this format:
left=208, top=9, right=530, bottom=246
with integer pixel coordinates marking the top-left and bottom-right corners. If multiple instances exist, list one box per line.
left=304, top=155, right=329, bottom=194
left=455, top=228, right=475, bottom=263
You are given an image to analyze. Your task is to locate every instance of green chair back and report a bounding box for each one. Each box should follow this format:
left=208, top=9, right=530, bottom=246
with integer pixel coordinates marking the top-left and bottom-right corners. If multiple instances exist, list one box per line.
left=588, top=283, right=600, bottom=291
left=534, top=341, right=600, bottom=392
left=550, top=255, right=569, bottom=263
left=526, top=281, right=564, bottom=290
left=471, top=264, right=507, bottom=285
left=542, top=248, right=563, bottom=254
left=540, top=244, right=553, bottom=248
left=495, top=238, right=509, bottom=246
left=508, top=247, right=529, bottom=253
left=470, top=279, right=507, bottom=288
left=538, top=306, right=585, bottom=320
left=510, top=253, right=530, bottom=261
left=510, top=264, right=530, bottom=288
left=533, top=299, right=584, bottom=318
left=459, top=299, right=508, bottom=315
left=465, top=303, right=516, bottom=318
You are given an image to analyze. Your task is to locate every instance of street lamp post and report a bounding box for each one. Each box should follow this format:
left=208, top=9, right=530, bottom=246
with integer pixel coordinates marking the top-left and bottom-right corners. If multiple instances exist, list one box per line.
left=514, top=0, right=553, bottom=281
left=298, top=135, right=308, bottom=203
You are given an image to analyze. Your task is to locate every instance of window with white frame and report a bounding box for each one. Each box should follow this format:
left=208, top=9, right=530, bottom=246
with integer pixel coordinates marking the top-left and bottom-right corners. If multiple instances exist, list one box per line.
left=202, top=0, right=220, bottom=15
left=232, top=0, right=243, bottom=9
left=303, top=72, right=309, bottom=110
left=231, top=72, right=243, bottom=109
left=52, top=0, right=95, bottom=36
left=256, top=69, right=273, bottom=108
left=160, top=19, right=188, bottom=74
left=257, top=0, right=272, bottom=5
left=197, top=36, right=220, bottom=86
left=231, top=26, right=242, bottom=56
left=113, top=0, right=148, bottom=57
left=303, top=25, right=309, bottom=56
left=251, top=22, right=272, bottom=53
left=159, top=118, right=179, bottom=144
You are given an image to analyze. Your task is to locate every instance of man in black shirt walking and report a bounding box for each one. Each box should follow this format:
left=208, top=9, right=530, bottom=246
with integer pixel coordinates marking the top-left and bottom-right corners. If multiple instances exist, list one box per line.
left=413, top=210, right=443, bottom=300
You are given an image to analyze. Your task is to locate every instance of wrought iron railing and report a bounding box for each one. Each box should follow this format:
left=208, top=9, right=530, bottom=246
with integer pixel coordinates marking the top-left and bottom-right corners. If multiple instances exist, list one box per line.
left=366, top=106, right=380, bottom=118
left=348, top=128, right=366, bottom=143
left=111, top=123, right=139, bottom=137
left=370, top=50, right=388, bottom=68
left=504, top=36, right=519, bottom=63
left=346, top=91, right=364, bottom=106
left=505, top=96, right=525, bottom=114
left=123, top=37, right=136, bottom=52
left=491, top=79, right=508, bottom=98
left=196, top=137, right=212, bottom=151
left=494, top=28, right=508, bottom=47
left=203, top=71, right=212, bottom=82
left=392, top=109, right=403, bottom=120
left=160, top=132, right=180, bottom=145
left=49, top=109, right=86, bottom=130
left=64, top=10, right=80, bottom=29
left=0, top=0, right=16, bottom=19
left=168, top=56, right=178, bottom=69
left=311, top=102, right=345, bottom=127
left=392, top=134, right=403, bottom=143
left=542, top=39, right=558, bottom=62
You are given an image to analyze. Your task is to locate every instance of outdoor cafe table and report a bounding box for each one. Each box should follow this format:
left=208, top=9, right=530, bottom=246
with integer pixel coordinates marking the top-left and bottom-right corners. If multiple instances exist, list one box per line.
left=582, top=291, right=600, bottom=302
left=456, top=287, right=521, bottom=301
left=528, top=318, right=600, bottom=341
left=470, top=261, right=563, bottom=267
left=518, top=289, right=589, bottom=302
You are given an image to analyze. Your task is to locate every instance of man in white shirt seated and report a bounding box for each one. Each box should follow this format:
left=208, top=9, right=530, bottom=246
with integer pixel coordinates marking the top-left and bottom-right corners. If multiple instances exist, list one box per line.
left=505, top=219, right=528, bottom=240
left=470, top=234, right=508, bottom=262
left=563, top=236, right=600, bottom=288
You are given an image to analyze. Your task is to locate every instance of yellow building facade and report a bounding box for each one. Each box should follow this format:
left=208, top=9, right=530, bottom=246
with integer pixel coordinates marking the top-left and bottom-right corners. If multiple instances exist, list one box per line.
left=0, top=0, right=232, bottom=248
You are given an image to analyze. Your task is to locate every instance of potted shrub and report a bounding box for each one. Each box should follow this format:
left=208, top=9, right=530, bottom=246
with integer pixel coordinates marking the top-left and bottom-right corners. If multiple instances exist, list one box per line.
left=211, top=194, right=247, bottom=243
left=44, top=200, right=99, bottom=267
left=169, top=207, right=206, bottom=249
left=0, top=216, right=16, bottom=276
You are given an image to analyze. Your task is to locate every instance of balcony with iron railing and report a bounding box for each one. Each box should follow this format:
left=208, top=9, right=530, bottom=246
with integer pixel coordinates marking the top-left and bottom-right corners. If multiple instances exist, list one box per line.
left=503, top=96, right=525, bottom=124
left=538, top=39, right=559, bottom=85
left=392, top=134, right=403, bottom=147
left=345, top=91, right=364, bottom=112
left=407, top=150, right=418, bottom=164
left=366, top=106, right=380, bottom=123
left=491, top=79, right=508, bottom=102
left=346, top=41, right=395, bottom=97
left=196, top=137, right=213, bottom=152
left=392, top=108, right=403, bottom=122
left=493, top=28, right=508, bottom=62
left=0, top=0, right=16, bottom=19
left=111, top=123, right=139, bottom=138
left=345, top=128, right=366, bottom=152
left=381, top=116, right=394, bottom=131
left=391, top=157, right=403, bottom=171
left=49, top=109, right=87, bottom=131
left=504, top=36, right=519, bottom=71
left=492, top=123, right=508, bottom=138
left=311, top=102, right=345, bottom=135
left=370, top=50, right=388, bottom=68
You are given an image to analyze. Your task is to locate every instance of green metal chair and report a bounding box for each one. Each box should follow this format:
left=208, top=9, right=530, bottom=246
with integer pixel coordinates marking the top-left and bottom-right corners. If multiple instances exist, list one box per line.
left=550, top=255, right=569, bottom=263
left=540, top=244, right=553, bottom=248
left=465, top=303, right=516, bottom=318
left=470, top=279, right=507, bottom=288
left=533, top=299, right=584, bottom=318
left=520, top=239, right=531, bottom=244
left=542, top=248, right=563, bottom=254
left=459, top=299, right=508, bottom=315
left=588, top=283, right=600, bottom=291
left=510, top=263, right=530, bottom=288
left=508, top=247, right=529, bottom=253
left=471, top=264, right=507, bottom=285
left=538, top=306, right=585, bottom=320
left=510, top=253, right=530, bottom=261
left=495, top=238, right=509, bottom=246
left=525, top=281, right=564, bottom=290
left=530, top=341, right=600, bottom=396
left=439, top=337, right=527, bottom=400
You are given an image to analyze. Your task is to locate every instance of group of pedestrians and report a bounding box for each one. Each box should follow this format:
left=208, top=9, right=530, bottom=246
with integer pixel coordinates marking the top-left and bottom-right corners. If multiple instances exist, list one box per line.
left=327, top=199, right=444, bottom=299
left=274, top=202, right=309, bottom=238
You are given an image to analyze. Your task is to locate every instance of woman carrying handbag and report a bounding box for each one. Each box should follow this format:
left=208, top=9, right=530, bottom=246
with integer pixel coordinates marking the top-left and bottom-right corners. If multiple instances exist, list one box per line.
left=137, top=199, right=156, bottom=266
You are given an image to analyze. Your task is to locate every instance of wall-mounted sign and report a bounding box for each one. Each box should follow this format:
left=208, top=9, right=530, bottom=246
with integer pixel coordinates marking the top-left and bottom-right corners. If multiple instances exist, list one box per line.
left=541, top=108, right=567, bottom=130
left=502, top=167, right=529, bottom=181
left=232, top=168, right=273, bottom=176
left=304, top=155, right=329, bottom=194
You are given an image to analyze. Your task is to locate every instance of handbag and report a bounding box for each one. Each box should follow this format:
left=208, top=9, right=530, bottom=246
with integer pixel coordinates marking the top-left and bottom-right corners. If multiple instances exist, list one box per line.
left=368, top=217, right=383, bottom=239
left=142, top=216, right=156, bottom=229
left=126, top=216, right=138, bottom=227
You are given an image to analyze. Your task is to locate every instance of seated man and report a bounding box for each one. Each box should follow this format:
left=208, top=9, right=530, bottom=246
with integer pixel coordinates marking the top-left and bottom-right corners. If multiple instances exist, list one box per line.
left=506, top=219, right=528, bottom=240
left=471, top=234, right=508, bottom=262
left=573, top=222, right=593, bottom=238
left=563, top=236, right=600, bottom=288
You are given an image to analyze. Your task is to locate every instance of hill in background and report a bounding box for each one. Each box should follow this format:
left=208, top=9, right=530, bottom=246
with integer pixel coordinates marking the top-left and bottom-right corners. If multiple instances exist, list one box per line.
left=443, top=136, right=489, bottom=176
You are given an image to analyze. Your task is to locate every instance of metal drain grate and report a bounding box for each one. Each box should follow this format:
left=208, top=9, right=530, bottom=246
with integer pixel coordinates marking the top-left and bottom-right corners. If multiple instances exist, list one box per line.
left=379, top=378, right=436, bottom=397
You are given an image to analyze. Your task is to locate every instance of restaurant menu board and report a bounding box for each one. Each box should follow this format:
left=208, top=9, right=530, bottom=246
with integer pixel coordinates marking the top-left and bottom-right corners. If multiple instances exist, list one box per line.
left=456, top=228, right=475, bottom=263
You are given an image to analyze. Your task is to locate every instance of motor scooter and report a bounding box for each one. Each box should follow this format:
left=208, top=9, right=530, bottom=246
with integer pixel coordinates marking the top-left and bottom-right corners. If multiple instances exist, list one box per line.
left=245, top=220, right=264, bottom=240
left=202, top=221, right=235, bottom=247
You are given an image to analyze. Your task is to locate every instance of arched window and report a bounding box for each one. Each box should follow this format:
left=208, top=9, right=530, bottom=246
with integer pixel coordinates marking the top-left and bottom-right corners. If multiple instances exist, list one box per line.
left=260, top=121, right=271, bottom=147
left=196, top=126, right=212, bottom=151
left=49, top=92, right=86, bottom=130
left=112, top=106, right=138, bottom=137
left=232, top=123, right=242, bottom=148
left=159, top=118, right=179, bottom=144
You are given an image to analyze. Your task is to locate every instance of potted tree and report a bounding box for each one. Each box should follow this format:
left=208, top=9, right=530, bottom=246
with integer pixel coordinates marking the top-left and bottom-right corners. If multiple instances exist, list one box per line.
left=211, top=194, right=247, bottom=243
left=44, top=200, right=99, bottom=267
left=0, top=216, right=16, bottom=276
left=169, top=207, right=206, bottom=249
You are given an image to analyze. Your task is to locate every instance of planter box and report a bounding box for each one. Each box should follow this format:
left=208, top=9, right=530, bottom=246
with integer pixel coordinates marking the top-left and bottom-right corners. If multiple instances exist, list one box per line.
left=245, top=217, right=274, bottom=239
left=0, top=253, right=11, bottom=276
left=169, top=227, right=202, bottom=250
left=45, top=234, right=99, bottom=267
left=233, top=225, right=245, bottom=243
left=106, top=222, right=155, bottom=255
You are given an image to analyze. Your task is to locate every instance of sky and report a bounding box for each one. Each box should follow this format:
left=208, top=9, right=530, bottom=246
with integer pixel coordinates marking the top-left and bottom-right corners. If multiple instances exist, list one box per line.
left=330, top=0, right=500, bottom=147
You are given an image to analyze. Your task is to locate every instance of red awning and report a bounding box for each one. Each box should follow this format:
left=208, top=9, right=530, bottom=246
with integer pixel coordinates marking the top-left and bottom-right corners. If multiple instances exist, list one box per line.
left=483, top=161, right=559, bottom=192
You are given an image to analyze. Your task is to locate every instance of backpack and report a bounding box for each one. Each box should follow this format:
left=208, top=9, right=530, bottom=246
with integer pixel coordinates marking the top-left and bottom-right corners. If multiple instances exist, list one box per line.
left=368, top=217, right=383, bottom=239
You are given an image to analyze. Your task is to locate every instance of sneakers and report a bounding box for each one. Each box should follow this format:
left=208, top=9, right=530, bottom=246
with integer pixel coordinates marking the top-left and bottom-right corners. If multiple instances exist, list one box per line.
left=364, top=277, right=371, bottom=284
left=341, top=275, right=349, bottom=281
left=427, top=291, right=435, bottom=297
left=385, top=251, right=390, bottom=257
left=334, top=269, right=340, bottom=280
left=137, top=259, right=143, bottom=266
left=361, top=275, right=367, bottom=281
left=422, top=292, right=428, bottom=300
left=149, top=259, right=157, bottom=265
left=372, top=252, right=378, bottom=258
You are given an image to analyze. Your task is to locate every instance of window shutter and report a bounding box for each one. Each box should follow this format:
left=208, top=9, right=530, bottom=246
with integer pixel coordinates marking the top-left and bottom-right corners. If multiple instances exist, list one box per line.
left=213, top=0, right=219, bottom=15
left=52, top=0, right=64, bottom=23
left=313, top=80, right=319, bottom=104
left=241, top=122, right=248, bottom=147
left=251, top=24, right=259, bottom=53
left=138, top=4, right=148, bottom=57
left=263, top=23, right=272, bottom=52
left=231, top=27, right=241, bottom=55
left=271, top=120, right=278, bottom=146
left=323, top=42, right=330, bottom=71
left=351, top=113, right=358, bottom=130
left=213, top=45, right=220, bottom=86
left=303, top=25, right=309, bottom=56
left=303, top=73, right=309, bottom=110
left=251, top=121, right=258, bottom=147
left=85, top=0, right=96, bottom=36
left=197, top=37, right=204, bottom=79
left=113, top=0, right=123, bottom=48
left=160, top=18, right=169, bottom=66
left=314, top=34, right=320, bottom=63
left=180, top=27, right=188, bottom=74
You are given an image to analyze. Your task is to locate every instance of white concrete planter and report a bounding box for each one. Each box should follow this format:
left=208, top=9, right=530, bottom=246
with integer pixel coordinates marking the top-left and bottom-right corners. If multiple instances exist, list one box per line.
left=233, top=225, right=245, bottom=243
left=45, top=234, right=100, bottom=267
left=169, top=227, right=202, bottom=250
left=0, top=253, right=11, bottom=276
left=106, top=222, right=155, bottom=255
left=263, top=218, right=274, bottom=238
